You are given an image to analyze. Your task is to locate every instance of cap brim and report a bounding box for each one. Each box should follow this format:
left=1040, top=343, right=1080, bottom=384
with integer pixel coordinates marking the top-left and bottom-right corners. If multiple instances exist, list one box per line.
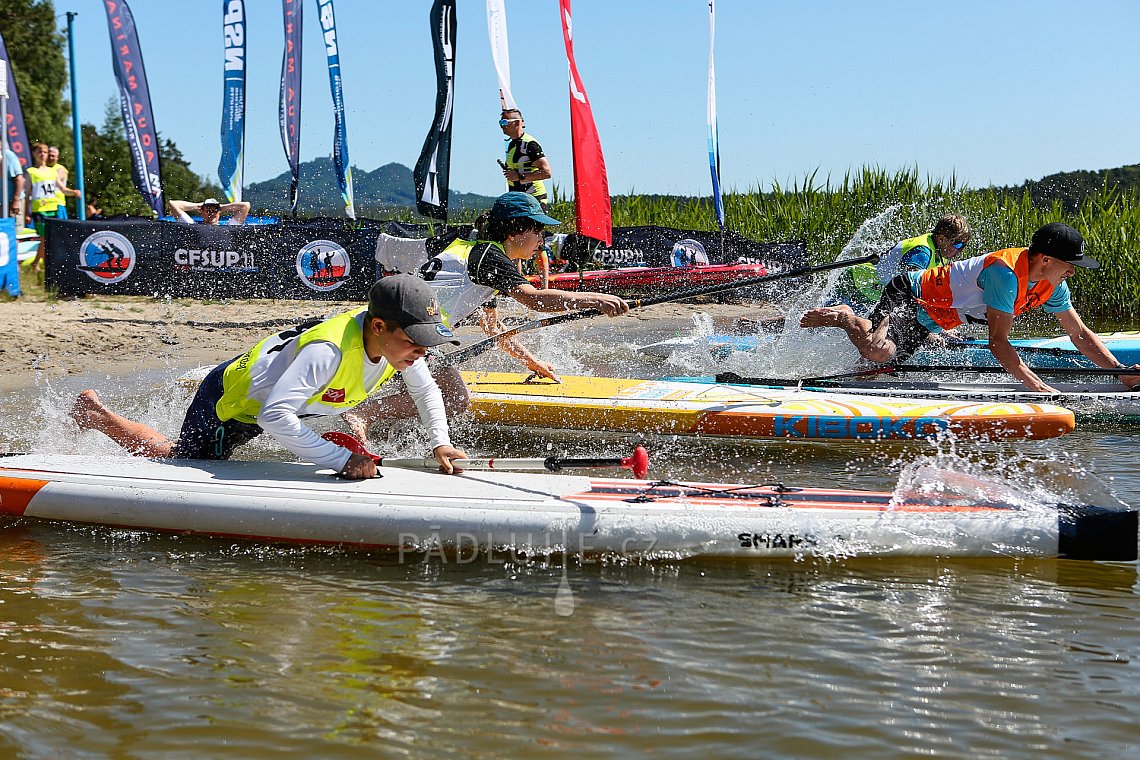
left=403, top=321, right=461, bottom=347
left=532, top=212, right=561, bottom=226
left=1071, top=255, right=1100, bottom=270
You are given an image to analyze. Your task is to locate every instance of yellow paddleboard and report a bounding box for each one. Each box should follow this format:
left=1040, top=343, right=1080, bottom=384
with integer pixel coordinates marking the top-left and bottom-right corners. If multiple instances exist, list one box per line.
left=462, top=372, right=1074, bottom=441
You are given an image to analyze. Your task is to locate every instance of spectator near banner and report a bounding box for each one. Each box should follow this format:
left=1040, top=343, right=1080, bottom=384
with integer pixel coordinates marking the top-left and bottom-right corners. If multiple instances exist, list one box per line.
left=3, top=142, right=23, bottom=220
left=168, top=197, right=251, bottom=225
left=47, top=146, right=81, bottom=219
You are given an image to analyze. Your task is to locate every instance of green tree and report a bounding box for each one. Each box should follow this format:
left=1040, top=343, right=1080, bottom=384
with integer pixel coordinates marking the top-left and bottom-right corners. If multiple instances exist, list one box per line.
left=0, top=0, right=70, bottom=153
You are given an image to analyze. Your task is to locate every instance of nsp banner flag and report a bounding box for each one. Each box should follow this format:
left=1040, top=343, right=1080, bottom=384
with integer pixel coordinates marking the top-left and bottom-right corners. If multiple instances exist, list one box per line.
left=316, top=0, right=355, bottom=219
left=413, top=0, right=457, bottom=221
left=218, top=0, right=246, bottom=203
left=485, top=0, right=515, bottom=111
left=0, top=32, right=32, bottom=172
left=102, top=0, right=164, bottom=217
left=278, top=0, right=303, bottom=215
left=558, top=0, right=611, bottom=246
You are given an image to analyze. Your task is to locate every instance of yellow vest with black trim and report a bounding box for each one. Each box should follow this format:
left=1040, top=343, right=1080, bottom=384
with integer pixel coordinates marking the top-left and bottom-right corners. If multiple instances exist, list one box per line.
left=215, top=309, right=397, bottom=424
left=846, top=233, right=942, bottom=303
left=505, top=133, right=548, bottom=202
left=27, top=165, right=60, bottom=214
left=421, top=238, right=501, bottom=327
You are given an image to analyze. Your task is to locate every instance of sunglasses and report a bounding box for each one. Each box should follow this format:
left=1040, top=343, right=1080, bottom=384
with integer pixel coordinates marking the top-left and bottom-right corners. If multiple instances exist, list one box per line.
left=952, top=240, right=968, bottom=250
left=499, top=118, right=522, bottom=127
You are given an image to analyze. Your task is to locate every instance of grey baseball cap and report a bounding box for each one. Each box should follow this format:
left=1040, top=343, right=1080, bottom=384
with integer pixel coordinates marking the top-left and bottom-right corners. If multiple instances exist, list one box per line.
left=367, top=274, right=459, bottom=347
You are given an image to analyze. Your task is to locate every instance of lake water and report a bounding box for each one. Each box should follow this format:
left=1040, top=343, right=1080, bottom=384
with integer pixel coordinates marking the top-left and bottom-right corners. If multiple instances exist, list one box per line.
left=1, top=323, right=1138, bottom=757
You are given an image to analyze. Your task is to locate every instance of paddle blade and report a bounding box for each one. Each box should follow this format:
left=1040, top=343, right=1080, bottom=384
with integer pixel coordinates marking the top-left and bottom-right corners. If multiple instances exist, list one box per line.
left=625, top=446, right=650, bottom=479
left=321, top=431, right=379, bottom=463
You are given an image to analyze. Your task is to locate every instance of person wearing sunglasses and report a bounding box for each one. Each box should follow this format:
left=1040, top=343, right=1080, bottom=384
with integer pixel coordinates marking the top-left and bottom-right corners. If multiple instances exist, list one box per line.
left=843, top=214, right=972, bottom=307
left=499, top=109, right=555, bottom=286
left=802, top=222, right=1140, bottom=393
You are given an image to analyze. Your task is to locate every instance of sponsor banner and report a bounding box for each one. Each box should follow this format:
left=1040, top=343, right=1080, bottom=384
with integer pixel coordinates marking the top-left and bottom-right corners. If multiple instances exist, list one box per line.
left=0, top=217, right=17, bottom=297
left=558, top=0, right=612, bottom=246
left=563, top=225, right=807, bottom=269
left=413, top=0, right=457, bottom=221
left=316, top=0, right=355, bottom=219
left=485, top=0, right=515, bottom=110
left=102, top=0, right=165, bottom=217
left=218, top=0, right=247, bottom=203
left=0, top=32, right=32, bottom=172
left=279, top=0, right=303, bottom=215
left=44, top=218, right=380, bottom=302
left=707, top=0, right=725, bottom=231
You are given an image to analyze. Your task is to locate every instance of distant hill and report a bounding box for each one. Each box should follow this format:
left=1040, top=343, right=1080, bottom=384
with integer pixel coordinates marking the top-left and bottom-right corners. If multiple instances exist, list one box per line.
left=1000, top=164, right=1140, bottom=211
left=245, top=157, right=496, bottom=218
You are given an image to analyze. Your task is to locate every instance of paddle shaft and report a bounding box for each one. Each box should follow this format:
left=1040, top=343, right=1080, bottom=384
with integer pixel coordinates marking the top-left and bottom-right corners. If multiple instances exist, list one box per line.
left=439, top=253, right=880, bottom=367
left=718, top=364, right=1140, bottom=387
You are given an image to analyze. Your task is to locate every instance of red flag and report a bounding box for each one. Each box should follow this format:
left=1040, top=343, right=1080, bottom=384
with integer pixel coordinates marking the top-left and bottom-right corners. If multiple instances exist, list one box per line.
left=558, top=0, right=611, bottom=246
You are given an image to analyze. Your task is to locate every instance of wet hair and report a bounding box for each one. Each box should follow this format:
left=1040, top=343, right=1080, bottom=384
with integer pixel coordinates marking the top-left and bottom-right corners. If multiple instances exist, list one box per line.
left=501, top=108, right=523, bottom=120
left=932, top=214, right=970, bottom=241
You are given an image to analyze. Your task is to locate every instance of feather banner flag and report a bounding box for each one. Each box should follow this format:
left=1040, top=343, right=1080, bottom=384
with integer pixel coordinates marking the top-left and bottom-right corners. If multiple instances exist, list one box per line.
left=0, top=31, right=32, bottom=171
left=558, top=0, right=611, bottom=246
left=414, top=0, right=458, bottom=221
left=485, top=0, right=516, bottom=111
left=102, top=0, right=165, bottom=216
left=316, top=0, right=355, bottom=219
left=707, top=0, right=725, bottom=231
left=278, top=0, right=303, bottom=215
left=218, top=0, right=246, bottom=203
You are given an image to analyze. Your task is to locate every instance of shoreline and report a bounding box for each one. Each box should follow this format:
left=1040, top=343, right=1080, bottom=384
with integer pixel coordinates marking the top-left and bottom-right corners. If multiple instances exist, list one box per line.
left=1, top=293, right=766, bottom=392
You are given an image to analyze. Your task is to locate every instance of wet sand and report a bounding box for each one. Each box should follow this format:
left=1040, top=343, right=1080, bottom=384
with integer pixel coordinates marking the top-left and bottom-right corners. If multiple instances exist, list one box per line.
left=0, top=293, right=772, bottom=391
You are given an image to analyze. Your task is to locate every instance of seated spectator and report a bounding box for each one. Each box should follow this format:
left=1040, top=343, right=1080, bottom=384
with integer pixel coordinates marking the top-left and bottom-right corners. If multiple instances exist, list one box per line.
left=168, top=197, right=250, bottom=225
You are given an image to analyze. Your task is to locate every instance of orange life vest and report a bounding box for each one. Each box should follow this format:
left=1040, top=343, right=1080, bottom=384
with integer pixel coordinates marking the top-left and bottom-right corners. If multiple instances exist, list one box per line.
left=917, top=247, right=1056, bottom=329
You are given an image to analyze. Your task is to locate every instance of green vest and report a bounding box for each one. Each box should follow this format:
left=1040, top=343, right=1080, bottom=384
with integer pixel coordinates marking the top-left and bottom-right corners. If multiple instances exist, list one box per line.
left=505, top=134, right=548, bottom=202
left=845, top=233, right=942, bottom=304
left=216, top=310, right=397, bottom=424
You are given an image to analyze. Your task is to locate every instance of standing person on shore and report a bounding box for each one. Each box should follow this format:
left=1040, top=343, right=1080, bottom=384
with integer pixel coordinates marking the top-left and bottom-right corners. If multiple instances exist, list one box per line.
left=70, top=275, right=468, bottom=479
left=499, top=109, right=553, bottom=287
left=46, top=146, right=81, bottom=219
left=360, top=192, right=628, bottom=433
left=23, top=143, right=61, bottom=272
left=800, top=222, right=1140, bottom=393
left=3, top=141, right=24, bottom=220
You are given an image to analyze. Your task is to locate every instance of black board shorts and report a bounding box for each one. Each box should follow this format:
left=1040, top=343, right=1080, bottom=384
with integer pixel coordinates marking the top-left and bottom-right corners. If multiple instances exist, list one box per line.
left=173, top=359, right=263, bottom=460
left=867, top=275, right=932, bottom=362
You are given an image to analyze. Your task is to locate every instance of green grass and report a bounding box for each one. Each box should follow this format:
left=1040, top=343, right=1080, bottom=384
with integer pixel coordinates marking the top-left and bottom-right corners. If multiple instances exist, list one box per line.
left=547, top=166, right=1140, bottom=322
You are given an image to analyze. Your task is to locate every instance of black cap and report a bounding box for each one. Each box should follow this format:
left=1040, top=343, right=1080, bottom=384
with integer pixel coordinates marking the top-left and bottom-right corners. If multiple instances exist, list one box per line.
left=1029, top=223, right=1099, bottom=269
left=367, top=274, right=459, bottom=347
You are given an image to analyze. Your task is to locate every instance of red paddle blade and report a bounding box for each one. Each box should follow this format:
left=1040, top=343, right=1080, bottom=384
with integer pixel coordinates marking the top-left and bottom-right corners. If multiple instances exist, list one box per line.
left=322, top=431, right=379, bottom=463
left=622, top=446, right=650, bottom=479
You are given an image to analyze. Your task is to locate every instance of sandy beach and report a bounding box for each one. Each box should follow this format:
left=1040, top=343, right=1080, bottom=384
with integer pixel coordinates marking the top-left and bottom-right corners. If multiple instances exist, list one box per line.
left=1, top=290, right=767, bottom=392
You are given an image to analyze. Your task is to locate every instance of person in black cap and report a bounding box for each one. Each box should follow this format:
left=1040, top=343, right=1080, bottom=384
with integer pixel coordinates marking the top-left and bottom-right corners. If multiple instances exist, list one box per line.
left=801, top=222, right=1140, bottom=392
left=70, top=274, right=468, bottom=479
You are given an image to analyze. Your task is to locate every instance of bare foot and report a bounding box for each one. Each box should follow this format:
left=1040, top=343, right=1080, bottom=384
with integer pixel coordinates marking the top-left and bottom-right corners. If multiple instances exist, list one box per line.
left=71, top=390, right=107, bottom=431
left=799, top=305, right=853, bottom=328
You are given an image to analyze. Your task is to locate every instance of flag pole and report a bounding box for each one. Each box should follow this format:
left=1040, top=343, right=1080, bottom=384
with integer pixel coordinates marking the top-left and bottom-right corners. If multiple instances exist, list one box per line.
left=66, top=12, right=86, bottom=221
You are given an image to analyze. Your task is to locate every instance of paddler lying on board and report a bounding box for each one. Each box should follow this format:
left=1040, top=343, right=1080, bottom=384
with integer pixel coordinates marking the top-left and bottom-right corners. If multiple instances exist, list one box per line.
left=352, top=192, right=628, bottom=436
left=800, top=222, right=1140, bottom=393
left=69, top=275, right=468, bottom=480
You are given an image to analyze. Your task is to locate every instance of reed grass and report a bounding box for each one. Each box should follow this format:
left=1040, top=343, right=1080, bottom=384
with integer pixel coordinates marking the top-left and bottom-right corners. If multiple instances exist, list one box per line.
left=547, top=167, right=1140, bottom=322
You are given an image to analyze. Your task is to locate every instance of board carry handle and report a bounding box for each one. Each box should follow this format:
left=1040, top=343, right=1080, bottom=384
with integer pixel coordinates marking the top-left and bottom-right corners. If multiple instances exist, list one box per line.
left=322, top=431, right=650, bottom=479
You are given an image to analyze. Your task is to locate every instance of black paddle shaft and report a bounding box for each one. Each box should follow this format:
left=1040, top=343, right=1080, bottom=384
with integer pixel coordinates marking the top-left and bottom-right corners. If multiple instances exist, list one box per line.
left=718, top=364, right=1140, bottom=387
left=440, top=253, right=880, bottom=367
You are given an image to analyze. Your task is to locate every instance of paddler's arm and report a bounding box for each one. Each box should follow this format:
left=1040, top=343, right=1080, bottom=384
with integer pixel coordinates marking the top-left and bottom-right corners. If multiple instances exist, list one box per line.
left=507, top=283, right=629, bottom=316
left=479, top=304, right=561, bottom=382
left=986, top=309, right=1057, bottom=393
left=1055, top=308, right=1140, bottom=390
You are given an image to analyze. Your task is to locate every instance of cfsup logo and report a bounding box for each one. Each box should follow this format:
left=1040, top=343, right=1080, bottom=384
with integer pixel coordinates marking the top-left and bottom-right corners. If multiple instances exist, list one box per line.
left=78, top=231, right=136, bottom=283
left=296, top=240, right=350, bottom=292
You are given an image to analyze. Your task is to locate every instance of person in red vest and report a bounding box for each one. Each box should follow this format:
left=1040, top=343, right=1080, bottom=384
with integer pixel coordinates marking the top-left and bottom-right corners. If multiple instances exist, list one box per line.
left=800, top=222, right=1140, bottom=393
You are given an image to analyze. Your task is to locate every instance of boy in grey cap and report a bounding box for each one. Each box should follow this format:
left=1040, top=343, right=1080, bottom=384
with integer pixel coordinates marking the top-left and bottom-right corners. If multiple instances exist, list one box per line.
left=71, top=274, right=467, bottom=479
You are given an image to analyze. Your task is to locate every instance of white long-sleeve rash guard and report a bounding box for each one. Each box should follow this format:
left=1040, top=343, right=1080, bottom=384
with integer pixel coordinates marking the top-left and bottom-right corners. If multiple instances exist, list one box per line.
left=255, top=322, right=451, bottom=471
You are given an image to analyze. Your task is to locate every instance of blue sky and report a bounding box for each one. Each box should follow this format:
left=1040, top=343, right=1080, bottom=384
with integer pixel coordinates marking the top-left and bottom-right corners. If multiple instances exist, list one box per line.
left=58, top=0, right=1140, bottom=200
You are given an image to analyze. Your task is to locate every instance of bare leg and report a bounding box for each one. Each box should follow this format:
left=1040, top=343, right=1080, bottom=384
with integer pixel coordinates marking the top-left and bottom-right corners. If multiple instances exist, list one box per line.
left=344, top=365, right=470, bottom=438
left=71, top=390, right=175, bottom=458
left=799, top=305, right=898, bottom=363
